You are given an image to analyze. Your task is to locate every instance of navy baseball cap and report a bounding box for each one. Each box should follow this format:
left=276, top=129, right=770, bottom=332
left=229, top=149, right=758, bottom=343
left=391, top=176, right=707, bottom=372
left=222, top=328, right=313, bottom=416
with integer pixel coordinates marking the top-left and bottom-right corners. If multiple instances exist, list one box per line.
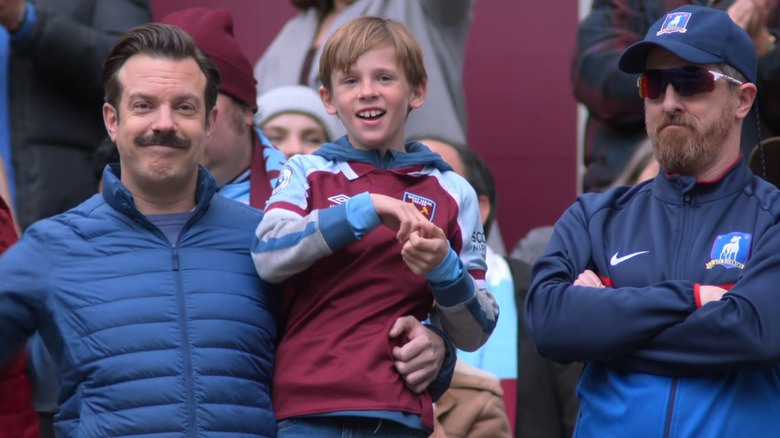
left=619, top=5, right=757, bottom=83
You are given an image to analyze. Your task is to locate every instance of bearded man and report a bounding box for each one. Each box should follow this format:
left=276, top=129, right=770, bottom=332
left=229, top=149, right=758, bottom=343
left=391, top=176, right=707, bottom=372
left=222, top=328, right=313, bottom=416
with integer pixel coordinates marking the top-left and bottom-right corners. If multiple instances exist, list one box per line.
left=524, top=5, right=780, bottom=437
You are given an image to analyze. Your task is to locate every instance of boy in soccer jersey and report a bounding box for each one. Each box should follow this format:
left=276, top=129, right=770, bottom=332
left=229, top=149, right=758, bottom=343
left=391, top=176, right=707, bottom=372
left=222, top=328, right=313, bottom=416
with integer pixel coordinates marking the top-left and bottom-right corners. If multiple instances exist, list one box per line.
left=252, top=16, right=498, bottom=437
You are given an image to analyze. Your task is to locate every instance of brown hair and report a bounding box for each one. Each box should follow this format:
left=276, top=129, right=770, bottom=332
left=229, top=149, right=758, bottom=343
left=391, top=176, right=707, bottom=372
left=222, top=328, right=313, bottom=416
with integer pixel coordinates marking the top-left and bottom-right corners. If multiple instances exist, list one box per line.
left=102, top=23, right=220, bottom=119
left=319, top=16, right=426, bottom=91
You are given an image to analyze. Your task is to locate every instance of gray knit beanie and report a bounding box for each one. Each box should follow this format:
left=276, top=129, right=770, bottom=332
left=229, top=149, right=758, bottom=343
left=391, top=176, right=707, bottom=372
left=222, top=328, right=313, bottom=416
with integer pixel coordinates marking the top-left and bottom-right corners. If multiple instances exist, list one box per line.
left=255, top=85, right=341, bottom=142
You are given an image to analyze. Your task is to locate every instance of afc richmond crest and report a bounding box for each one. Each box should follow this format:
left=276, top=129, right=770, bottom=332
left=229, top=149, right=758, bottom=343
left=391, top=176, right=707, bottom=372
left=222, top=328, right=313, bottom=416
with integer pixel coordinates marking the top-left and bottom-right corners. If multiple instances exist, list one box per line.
left=706, top=232, right=752, bottom=270
left=657, top=12, right=691, bottom=35
left=403, top=192, right=436, bottom=221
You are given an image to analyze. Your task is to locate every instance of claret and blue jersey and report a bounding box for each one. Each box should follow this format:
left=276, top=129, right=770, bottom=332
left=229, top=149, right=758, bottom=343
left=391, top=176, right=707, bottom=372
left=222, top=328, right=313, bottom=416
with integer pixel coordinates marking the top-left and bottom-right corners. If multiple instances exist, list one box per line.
left=251, top=136, right=499, bottom=432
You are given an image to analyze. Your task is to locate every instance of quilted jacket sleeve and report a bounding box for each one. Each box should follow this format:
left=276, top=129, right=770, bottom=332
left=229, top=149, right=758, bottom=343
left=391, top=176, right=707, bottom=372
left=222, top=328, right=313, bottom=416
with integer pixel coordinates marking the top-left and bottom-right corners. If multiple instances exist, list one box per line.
left=0, top=224, right=49, bottom=365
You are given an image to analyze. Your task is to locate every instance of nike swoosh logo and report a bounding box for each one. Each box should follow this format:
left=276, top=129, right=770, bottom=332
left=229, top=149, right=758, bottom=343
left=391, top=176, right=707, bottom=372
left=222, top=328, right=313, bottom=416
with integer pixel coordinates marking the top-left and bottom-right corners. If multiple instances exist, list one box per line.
left=610, top=251, right=649, bottom=266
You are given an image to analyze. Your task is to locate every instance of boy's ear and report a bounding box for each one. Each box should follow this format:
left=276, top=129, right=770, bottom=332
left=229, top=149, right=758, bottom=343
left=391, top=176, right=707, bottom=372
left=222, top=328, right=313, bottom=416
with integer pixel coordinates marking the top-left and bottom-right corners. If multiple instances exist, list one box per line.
left=319, top=85, right=338, bottom=115
left=409, top=79, right=427, bottom=110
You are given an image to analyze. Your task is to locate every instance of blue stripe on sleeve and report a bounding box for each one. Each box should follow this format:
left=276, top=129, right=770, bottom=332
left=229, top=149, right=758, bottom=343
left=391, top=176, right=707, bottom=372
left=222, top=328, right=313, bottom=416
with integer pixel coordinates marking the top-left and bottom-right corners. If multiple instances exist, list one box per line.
left=424, top=247, right=461, bottom=285
left=253, top=220, right=319, bottom=254
left=432, top=269, right=497, bottom=335
left=431, top=267, right=474, bottom=307
left=345, top=192, right=380, bottom=238
left=319, top=203, right=360, bottom=250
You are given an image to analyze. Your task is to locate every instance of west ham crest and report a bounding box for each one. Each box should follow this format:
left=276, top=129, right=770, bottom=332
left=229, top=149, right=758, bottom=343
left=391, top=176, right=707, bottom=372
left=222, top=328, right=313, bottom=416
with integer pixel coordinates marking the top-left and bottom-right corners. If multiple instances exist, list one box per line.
left=403, top=192, right=436, bottom=221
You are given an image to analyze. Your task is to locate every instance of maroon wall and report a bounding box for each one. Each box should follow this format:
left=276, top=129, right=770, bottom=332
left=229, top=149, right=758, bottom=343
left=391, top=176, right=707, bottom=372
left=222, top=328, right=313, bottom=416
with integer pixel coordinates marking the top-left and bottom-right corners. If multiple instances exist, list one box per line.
left=151, top=1, right=579, bottom=250
left=462, top=2, right=579, bottom=249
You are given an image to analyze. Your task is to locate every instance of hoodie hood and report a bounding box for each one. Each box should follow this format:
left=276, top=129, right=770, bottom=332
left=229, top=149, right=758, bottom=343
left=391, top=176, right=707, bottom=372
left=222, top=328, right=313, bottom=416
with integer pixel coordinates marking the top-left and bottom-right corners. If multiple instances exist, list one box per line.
left=314, top=135, right=454, bottom=172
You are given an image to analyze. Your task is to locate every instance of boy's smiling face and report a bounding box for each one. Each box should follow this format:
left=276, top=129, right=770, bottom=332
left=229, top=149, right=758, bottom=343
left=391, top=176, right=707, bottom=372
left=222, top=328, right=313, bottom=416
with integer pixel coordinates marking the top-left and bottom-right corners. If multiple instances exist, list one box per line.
left=320, top=45, right=426, bottom=155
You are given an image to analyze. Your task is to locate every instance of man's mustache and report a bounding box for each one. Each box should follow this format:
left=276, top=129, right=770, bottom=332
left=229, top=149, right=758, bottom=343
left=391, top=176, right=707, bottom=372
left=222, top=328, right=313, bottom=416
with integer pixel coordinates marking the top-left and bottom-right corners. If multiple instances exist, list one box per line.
left=655, top=114, right=692, bottom=132
left=134, top=131, right=191, bottom=148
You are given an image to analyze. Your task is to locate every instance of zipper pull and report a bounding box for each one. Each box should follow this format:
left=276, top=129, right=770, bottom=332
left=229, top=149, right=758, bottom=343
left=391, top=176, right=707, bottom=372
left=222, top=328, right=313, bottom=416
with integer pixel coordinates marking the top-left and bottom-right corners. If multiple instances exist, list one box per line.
left=172, top=247, right=180, bottom=271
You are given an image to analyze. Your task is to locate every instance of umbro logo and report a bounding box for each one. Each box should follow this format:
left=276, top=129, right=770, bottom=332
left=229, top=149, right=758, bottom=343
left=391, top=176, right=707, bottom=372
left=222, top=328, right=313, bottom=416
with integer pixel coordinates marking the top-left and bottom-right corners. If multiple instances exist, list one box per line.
left=328, top=194, right=351, bottom=205
left=610, top=251, right=649, bottom=266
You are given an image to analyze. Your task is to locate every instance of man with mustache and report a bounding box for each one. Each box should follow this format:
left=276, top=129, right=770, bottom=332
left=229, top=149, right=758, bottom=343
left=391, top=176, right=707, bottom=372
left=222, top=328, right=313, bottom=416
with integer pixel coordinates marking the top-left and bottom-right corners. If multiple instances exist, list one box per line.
left=526, top=6, right=780, bottom=437
left=0, top=23, right=279, bottom=437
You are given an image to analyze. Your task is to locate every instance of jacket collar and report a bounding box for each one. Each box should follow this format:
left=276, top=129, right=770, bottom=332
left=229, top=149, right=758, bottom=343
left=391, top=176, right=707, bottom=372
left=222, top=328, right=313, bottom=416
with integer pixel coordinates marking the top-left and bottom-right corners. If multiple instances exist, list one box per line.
left=313, top=135, right=454, bottom=172
left=101, top=163, right=217, bottom=225
left=652, top=154, right=752, bottom=205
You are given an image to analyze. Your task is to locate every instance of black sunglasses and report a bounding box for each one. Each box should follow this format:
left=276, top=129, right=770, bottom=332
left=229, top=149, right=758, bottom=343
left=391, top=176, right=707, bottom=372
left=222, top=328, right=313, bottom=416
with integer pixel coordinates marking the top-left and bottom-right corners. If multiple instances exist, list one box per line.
left=637, top=66, right=743, bottom=99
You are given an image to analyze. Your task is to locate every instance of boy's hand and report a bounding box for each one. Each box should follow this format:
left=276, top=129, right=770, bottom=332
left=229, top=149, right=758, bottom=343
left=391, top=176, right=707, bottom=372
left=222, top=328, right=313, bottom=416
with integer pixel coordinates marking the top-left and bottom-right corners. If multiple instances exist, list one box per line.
left=370, top=193, right=428, bottom=242
left=389, top=315, right=445, bottom=394
left=401, top=222, right=449, bottom=275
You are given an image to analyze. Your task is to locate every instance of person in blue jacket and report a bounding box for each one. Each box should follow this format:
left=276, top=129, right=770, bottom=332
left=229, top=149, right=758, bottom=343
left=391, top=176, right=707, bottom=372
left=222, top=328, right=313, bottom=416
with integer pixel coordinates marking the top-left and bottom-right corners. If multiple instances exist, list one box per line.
left=526, top=5, right=780, bottom=438
left=0, top=23, right=279, bottom=437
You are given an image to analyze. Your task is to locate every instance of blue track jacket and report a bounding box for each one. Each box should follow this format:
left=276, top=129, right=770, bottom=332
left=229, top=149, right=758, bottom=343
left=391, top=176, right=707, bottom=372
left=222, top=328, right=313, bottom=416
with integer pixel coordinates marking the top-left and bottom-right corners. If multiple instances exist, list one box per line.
left=526, top=157, right=780, bottom=437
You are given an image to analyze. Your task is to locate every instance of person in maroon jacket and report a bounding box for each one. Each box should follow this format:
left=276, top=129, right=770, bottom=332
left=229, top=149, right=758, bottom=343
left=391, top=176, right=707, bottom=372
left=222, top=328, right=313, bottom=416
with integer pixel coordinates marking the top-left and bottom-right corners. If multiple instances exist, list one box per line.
left=0, top=196, right=37, bottom=438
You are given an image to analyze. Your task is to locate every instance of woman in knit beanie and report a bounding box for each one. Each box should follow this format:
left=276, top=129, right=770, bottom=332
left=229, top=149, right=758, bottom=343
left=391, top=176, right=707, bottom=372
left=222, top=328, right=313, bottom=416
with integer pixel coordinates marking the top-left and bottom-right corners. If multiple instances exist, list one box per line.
left=255, top=85, right=341, bottom=158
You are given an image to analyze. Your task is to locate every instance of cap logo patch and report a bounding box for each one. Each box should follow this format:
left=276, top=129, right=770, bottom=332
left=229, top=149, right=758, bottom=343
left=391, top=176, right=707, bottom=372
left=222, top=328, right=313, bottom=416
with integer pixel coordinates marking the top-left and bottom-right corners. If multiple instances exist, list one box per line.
left=403, top=192, right=436, bottom=221
left=657, top=12, right=691, bottom=36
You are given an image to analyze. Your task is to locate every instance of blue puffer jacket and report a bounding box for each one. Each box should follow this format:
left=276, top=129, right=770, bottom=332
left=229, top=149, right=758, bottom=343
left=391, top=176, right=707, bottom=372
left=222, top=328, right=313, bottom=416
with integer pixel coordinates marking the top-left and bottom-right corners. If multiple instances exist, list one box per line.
left=0, top=165, right=278, bottom=437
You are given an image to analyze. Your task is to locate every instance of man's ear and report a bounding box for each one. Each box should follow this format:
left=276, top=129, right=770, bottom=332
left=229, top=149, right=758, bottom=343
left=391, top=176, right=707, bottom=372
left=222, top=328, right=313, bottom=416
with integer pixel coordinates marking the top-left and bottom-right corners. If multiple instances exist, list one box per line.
left=409, top=79, right=427, bottom=110
left=477, top=194, right=491, bottom=227
left=320, top=85, right=338, bottom=115
left=736, top=83, right=758, bottom=120
left=242, top=106, right=254, bottom=131
left=103, top=103, right=118, bottom=142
